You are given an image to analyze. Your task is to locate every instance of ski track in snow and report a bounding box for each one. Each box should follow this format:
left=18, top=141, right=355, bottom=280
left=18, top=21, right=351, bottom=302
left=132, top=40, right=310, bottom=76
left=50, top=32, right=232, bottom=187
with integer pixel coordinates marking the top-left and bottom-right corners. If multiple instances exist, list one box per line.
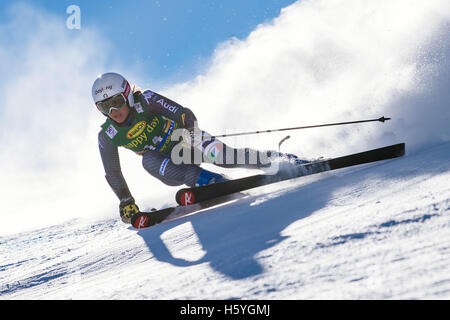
left=1, top=142, right=450, bottom=299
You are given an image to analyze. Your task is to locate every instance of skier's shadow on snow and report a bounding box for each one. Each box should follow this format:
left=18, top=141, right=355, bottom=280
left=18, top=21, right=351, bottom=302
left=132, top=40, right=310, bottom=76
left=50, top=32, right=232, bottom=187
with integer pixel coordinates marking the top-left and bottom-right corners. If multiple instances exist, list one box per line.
left=135, top=178, right=333, bottom=280
left=135, top=141, right=450, bottom=280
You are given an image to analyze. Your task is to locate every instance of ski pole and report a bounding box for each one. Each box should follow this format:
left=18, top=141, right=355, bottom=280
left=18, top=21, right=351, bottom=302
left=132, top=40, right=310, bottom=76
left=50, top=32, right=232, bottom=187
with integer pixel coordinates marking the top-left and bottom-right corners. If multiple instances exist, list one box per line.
left=212, top=116, right=391, bottom=139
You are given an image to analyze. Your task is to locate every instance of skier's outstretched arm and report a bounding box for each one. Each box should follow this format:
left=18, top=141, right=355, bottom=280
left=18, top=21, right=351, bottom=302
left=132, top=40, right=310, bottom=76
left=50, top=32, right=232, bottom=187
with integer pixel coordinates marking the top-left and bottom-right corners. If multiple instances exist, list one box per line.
left=98, top=130, right=140, bottom=223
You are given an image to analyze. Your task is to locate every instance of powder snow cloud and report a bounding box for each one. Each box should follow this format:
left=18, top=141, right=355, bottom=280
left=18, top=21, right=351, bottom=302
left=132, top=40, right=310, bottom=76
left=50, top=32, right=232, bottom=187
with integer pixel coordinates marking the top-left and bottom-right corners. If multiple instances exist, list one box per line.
left=0, top=0, right=449, bottom=235
left=167, top=0, right=450, bottom=157
left=0, top=4, right=121, bottom=234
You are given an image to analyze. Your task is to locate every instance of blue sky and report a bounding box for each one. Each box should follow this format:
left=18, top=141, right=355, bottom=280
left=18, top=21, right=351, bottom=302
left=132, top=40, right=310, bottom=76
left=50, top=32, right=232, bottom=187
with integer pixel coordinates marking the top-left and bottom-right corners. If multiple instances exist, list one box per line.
left=0, top=0, right=296, bottom=85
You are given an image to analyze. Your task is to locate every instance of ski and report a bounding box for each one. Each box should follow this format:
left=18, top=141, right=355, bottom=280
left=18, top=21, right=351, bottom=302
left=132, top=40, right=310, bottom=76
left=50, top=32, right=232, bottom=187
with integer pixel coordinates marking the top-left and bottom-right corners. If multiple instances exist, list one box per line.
left=175, top=143, right=406, bottom=206
left=130, top=193, right=245, bottom=229
left=131, top=143, right=405, bottom=229
left=131, top=207, right=175, bottom=229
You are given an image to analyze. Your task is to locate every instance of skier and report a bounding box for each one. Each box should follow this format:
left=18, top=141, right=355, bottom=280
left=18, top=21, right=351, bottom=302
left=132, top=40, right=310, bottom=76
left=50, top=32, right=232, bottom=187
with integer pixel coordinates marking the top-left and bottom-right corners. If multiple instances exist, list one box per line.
left=93, top=72, right=304, bottom=224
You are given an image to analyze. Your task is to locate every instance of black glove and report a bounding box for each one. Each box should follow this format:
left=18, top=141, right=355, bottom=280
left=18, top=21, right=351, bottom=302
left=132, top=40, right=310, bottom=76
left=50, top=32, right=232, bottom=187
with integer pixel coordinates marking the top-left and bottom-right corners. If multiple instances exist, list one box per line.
left=119, top=197, right=140, bottom=224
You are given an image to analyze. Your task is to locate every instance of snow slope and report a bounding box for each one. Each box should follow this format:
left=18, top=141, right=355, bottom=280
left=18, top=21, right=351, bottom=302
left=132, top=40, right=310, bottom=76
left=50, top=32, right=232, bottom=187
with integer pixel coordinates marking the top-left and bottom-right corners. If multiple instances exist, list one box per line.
left=1, top=141, right=449, bottom=299
left=0, top=0, right=449, bottom=301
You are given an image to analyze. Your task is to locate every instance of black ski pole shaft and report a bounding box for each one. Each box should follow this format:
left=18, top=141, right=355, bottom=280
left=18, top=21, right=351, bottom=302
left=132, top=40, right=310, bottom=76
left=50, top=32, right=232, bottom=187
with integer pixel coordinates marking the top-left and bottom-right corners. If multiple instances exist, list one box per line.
left=212, top=116, right=391, bottom=139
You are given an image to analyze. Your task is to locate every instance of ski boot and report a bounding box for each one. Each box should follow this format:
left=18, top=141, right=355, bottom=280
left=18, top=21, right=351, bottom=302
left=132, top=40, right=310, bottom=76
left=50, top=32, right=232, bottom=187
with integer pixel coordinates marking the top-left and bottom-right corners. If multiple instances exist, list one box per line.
left=195, top=169, right=228, bottom=187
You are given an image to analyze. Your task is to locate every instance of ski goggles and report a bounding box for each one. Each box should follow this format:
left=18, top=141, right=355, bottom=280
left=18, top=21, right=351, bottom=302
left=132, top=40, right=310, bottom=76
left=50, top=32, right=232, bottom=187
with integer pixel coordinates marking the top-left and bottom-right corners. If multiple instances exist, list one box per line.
left=96, top=93, right=127, bottom=115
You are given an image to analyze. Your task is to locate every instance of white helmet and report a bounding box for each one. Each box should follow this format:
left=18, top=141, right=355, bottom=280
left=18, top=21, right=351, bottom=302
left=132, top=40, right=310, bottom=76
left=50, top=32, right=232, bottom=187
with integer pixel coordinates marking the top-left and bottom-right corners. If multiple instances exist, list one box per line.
left=91, top=72, right=135, bottom=114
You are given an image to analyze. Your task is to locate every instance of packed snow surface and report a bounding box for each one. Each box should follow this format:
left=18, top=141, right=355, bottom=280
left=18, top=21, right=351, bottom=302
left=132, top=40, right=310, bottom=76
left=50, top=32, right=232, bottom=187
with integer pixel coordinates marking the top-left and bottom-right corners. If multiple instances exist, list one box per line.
left=1, top=0, right=449, bottom=300
left=1, top=142, right=450, bottom=299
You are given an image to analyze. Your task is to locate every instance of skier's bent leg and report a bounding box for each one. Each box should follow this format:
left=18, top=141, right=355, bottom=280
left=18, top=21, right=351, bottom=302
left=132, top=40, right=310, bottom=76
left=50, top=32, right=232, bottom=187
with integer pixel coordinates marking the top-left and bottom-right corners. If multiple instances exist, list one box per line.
left=142, top=150, right=226, bottom=187
left=199, top=135, right=272, bottom=169
left=199, top=131, right=311, bottom=169
left=142, top=150, right=202, bottom=187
